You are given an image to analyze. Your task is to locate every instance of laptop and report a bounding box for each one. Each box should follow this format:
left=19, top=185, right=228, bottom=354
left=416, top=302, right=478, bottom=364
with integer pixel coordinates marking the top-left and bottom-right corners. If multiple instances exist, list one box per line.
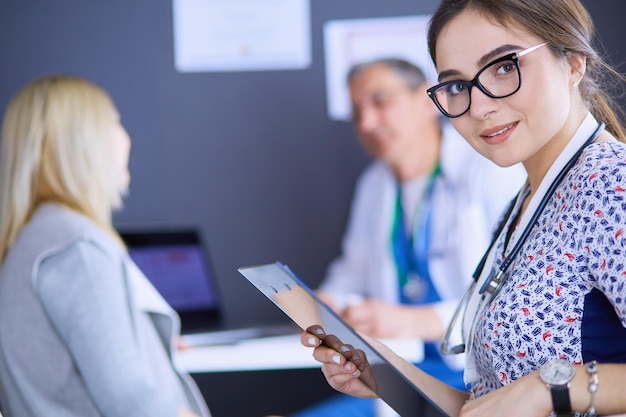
left=119, top=230, right=296, bottom=346
left=238, top=261, right=451, bottom=417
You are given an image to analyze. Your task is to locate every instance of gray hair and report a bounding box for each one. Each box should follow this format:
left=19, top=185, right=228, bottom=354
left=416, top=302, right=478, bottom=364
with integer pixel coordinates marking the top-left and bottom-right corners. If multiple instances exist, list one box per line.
left=347, top=58, right=427, bottom=90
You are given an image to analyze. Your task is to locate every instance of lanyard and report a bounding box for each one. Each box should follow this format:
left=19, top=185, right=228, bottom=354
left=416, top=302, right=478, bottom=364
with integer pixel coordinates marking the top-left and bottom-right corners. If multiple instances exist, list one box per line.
left=392, top=163, right=441, bottom=303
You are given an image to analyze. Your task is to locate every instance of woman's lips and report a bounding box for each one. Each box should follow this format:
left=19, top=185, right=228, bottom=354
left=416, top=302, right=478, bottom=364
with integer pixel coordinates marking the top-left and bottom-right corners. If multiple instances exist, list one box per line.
left=480, top=122, right=518, bottom=145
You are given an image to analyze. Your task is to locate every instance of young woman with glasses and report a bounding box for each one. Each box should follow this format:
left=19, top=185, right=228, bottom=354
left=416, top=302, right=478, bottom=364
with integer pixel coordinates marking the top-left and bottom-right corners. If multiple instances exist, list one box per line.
left=300, top=1, right=626, bottom=416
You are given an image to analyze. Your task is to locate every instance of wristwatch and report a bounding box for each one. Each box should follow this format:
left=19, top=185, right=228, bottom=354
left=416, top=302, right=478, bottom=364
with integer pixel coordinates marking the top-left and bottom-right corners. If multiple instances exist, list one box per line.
left=539, top=359, right=575, bottom=417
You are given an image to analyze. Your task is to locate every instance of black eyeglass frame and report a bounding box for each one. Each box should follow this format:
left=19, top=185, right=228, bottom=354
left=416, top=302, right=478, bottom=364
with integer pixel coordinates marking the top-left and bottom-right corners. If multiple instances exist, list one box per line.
left=426, top=42, right=547, bottom=118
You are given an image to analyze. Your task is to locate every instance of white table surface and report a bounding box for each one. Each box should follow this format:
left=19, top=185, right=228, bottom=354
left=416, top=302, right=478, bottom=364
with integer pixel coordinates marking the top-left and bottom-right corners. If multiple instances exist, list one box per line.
left=175, top=333, right=423, bottom=373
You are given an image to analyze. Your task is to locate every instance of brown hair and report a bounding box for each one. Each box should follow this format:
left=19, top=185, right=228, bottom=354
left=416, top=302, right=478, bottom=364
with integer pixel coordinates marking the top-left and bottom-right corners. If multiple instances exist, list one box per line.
left=427, top=0, right=625, bottom=140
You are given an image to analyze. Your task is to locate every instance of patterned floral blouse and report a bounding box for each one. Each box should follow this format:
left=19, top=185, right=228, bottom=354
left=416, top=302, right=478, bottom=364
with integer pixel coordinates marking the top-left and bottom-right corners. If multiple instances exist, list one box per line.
left=471, top=141, right=626, bottom=396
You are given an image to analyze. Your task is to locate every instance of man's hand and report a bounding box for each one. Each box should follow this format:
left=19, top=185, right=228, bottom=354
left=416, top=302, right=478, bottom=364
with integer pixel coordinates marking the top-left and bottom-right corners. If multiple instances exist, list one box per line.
left=340, top=299, right=443, bottom=340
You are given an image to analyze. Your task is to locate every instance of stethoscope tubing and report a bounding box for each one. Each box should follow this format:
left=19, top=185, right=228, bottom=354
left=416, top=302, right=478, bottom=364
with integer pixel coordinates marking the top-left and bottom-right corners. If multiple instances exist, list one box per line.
left=477, top=121, right=604, bottom=299
left=441, top=121, right=605, bottom=355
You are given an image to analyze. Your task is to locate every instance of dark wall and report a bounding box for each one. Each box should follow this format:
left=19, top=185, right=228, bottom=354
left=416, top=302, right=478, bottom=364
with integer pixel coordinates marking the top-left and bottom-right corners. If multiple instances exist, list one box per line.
left=0, top=0, right=623, bottom=327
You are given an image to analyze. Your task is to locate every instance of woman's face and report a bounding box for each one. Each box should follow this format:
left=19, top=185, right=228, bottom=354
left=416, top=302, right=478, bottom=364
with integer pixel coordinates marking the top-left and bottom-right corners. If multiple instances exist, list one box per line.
left=110, top=110, right=131, bottom=195
left=433, top=9, right=583, bottom=172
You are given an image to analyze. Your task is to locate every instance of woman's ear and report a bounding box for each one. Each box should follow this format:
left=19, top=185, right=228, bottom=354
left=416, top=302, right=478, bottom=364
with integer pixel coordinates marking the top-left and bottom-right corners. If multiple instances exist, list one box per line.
left=568, top=51, right=587, bottom=88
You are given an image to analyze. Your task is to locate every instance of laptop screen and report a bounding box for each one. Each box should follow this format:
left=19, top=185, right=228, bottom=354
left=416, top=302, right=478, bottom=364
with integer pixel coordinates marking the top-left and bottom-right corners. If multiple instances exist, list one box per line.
left=120, top=229, right=222, bottom=332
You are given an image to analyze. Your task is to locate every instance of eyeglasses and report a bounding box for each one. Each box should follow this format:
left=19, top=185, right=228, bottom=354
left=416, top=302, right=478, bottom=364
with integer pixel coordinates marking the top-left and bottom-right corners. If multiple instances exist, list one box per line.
left=426, top=42, right=547, bottom=118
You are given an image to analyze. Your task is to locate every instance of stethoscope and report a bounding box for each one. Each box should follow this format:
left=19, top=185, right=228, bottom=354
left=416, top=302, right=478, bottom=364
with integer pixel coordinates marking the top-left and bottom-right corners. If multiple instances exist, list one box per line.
left=440, top=121, right=605, bottom=355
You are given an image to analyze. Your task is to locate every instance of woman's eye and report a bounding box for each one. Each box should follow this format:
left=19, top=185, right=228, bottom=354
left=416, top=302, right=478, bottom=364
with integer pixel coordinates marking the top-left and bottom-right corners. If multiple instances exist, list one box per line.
left=495, top=61, right=516, bottom=76
left=445, top=82, right=466, bottom=96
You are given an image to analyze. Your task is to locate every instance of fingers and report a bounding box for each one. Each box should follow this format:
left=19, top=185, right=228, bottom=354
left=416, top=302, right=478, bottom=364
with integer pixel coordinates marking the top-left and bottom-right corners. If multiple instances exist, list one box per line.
left=299, top=325, right=379, bottom=397
left=319, top=350, right=361, bottom=391
left=322, top=334, right=346, bottom=352
left=323, top=361, right=360, bottom=383
left=301, top=324, right=326, bottom=347
left=344, top=347, right=369, bottom=372
left=300, top=325, right=370, bottom=375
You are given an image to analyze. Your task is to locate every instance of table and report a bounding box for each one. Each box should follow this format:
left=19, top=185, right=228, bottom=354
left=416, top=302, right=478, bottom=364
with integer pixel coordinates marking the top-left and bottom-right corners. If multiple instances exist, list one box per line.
left=175, top=334, right=423, bottom=417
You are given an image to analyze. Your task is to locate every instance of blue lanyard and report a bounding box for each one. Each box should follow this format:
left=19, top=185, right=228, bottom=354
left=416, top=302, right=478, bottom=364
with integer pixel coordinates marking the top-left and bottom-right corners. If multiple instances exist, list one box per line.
left=392, top=163, right=441, bottom=304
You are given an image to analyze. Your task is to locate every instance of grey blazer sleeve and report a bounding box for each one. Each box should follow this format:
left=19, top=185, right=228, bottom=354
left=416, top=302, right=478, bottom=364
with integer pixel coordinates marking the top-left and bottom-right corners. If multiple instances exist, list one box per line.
left=34, top=238, right=181, bottom=417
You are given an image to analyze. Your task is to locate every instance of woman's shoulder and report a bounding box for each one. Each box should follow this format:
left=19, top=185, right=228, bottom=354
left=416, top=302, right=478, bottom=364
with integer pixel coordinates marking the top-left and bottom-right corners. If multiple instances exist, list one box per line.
left=569, top=141, right=626, bottom=224
left=577, top=141, right=626, bottom=185
left=17, top=203, right=121, bottom=261
left=581, top=139, right=626, bottom=164
left=27, top=203, right=98, bottom=238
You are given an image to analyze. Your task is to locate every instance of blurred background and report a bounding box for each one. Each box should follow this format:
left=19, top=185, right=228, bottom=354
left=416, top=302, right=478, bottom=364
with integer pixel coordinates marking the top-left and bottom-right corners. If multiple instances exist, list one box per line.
left=0, top=0, right=623, bottom=329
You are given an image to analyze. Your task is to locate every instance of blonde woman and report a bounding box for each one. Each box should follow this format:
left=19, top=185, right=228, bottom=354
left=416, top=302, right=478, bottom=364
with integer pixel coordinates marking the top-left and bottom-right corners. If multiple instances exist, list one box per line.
left=0, top=76, right=210, bottom=417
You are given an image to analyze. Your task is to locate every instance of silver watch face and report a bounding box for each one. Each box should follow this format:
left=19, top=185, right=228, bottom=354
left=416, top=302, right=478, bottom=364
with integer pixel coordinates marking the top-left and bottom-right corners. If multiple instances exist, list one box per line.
left=539, top=359, right=576, bottom=386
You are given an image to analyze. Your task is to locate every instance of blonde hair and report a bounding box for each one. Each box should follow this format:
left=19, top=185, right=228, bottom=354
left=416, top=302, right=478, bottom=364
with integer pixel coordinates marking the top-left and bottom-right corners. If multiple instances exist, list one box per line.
left=0, top=75, right=125, bottom=261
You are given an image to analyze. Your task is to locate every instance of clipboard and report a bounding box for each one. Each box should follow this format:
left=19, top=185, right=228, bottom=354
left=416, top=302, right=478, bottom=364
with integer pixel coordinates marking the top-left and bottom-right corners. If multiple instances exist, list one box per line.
left=238, top=261, right=450, bottom=417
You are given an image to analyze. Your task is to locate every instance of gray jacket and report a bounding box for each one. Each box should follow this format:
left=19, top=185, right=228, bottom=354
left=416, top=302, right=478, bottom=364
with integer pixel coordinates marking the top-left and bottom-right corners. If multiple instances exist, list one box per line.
left=0, top=203, right=210, bottom=417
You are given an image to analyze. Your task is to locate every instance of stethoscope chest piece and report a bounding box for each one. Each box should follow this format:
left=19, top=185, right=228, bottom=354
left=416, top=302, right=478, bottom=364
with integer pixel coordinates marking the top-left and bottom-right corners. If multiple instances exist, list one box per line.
left=479, top=269, right=505, bottom=301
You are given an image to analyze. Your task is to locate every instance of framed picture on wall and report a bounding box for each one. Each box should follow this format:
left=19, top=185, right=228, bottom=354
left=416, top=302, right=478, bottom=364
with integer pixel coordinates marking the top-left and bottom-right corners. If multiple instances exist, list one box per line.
left=173, top=0, right=312, bottom=72
left=323, top=15, right=436, bottom=121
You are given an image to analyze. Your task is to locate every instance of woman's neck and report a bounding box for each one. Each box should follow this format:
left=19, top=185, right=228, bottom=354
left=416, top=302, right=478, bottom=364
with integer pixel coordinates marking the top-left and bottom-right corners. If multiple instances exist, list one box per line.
left=523, top=108, right=588, bottom=194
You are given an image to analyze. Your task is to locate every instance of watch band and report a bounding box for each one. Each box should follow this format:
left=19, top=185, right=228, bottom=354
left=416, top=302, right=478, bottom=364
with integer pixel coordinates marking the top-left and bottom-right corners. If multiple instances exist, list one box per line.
left=550, top=384, right=572, bottom=417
